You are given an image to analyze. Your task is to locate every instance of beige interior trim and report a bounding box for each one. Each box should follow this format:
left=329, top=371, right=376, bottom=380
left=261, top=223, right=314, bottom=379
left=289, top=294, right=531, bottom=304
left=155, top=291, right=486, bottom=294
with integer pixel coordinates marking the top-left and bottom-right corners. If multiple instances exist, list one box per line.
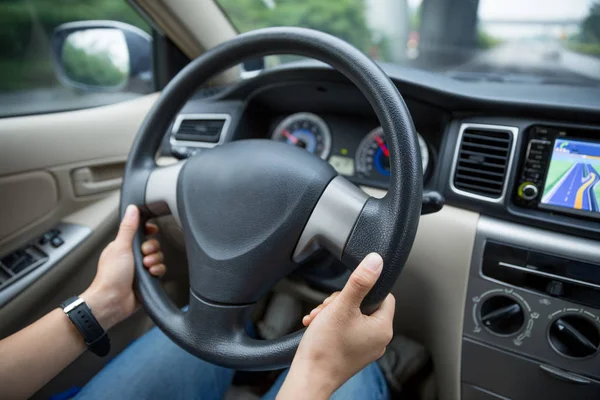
left=394, top=205, right=478, bottom=400
left=135, top=0, right=237, bottom=57
left=135, top=0, right=203, bottom=58
left=0, top=94, right=158, bottom=177
left=359, top=187, right=477, bottom=400
left=0, top=171, right=58, bottom=240
left=135, top=0, right=239, bottom=83
left=64, top=191, right=120, bottom=231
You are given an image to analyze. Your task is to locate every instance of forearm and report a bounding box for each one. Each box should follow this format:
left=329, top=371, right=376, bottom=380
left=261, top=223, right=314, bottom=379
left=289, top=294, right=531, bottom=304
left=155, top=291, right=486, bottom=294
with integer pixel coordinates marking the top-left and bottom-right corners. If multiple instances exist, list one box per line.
left=0, top=308, right=86, bottom=399
left=0, top=290, right=115, bottom=399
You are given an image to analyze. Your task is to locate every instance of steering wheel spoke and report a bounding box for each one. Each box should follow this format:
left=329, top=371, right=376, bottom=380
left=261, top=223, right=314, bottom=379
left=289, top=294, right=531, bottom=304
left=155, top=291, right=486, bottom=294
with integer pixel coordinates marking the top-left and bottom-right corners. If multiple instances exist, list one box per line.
left=144, top=161, right=186, bottom=225
left=293, top=176, right=369, bottom=263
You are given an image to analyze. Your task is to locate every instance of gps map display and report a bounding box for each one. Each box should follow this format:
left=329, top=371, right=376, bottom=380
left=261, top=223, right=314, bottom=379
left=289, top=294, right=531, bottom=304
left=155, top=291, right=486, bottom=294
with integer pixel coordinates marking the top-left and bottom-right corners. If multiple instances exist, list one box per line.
left=541, top=139, right=600, bottom=214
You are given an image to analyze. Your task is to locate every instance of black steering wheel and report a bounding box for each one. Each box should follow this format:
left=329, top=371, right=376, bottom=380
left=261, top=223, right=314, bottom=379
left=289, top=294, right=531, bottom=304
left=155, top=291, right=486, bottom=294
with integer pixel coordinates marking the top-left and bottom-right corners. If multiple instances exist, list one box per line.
left=120, top=27, right=422, bottom=370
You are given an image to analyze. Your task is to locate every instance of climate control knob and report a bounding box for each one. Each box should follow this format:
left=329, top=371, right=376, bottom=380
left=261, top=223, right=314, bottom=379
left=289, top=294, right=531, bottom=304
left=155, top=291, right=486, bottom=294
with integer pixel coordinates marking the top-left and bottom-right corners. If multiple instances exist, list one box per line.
left=479, top=295, right=525, bottom=335
left=549, top=316, right=600, bottom=358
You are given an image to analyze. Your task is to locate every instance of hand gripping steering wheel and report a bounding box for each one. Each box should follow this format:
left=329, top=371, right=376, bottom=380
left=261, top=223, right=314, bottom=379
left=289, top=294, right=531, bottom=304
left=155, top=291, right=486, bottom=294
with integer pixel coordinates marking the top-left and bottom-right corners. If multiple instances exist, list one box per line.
left=120, top=27, right=422, bottom=370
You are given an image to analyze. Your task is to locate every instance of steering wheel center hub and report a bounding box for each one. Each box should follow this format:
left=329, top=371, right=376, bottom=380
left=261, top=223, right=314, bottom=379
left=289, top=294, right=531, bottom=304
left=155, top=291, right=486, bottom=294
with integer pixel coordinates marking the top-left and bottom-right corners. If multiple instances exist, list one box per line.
left=178, top=139, right=336, bottom=304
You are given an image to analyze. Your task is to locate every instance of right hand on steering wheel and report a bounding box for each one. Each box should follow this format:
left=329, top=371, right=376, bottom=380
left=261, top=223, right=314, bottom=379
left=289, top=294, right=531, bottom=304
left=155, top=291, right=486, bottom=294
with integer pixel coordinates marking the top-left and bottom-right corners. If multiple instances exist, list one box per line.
left=278, top=253, right=395, bottom=399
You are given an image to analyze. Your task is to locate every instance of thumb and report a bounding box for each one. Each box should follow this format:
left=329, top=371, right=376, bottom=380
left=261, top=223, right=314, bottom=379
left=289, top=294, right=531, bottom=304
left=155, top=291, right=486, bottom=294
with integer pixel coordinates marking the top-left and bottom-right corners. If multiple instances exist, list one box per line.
left=115, top=205, right=140, bottom=247
left=338, top=253, right=383, bottom=309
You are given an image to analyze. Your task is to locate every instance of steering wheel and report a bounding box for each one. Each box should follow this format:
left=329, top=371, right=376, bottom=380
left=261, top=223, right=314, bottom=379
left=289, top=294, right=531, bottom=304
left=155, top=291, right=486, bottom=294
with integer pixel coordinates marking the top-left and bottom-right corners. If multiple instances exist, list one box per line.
left=120, top=27, right=422, bottom=370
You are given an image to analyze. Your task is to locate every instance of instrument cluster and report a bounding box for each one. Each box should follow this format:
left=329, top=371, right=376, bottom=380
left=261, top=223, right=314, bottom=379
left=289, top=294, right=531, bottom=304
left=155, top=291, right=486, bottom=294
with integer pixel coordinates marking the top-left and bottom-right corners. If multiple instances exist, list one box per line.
left=271, top=112, right=431, bottom=188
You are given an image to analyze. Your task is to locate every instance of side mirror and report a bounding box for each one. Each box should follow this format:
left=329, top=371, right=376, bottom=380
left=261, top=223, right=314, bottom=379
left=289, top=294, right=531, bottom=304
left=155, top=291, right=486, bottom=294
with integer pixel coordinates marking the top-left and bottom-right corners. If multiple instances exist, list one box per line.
left=52, top=20, right=152, bottom=92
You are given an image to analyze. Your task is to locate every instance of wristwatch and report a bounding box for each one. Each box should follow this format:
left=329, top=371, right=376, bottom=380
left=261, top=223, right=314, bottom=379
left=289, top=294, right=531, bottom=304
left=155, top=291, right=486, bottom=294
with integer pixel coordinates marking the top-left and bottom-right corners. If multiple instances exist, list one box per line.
left=60, top=296, right=111, bottom=357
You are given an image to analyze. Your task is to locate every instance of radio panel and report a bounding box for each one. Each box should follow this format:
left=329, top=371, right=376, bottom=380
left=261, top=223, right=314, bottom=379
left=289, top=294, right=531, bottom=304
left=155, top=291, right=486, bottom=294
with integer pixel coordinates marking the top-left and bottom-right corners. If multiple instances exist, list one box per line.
left=514, top=125, right=600, bottom=220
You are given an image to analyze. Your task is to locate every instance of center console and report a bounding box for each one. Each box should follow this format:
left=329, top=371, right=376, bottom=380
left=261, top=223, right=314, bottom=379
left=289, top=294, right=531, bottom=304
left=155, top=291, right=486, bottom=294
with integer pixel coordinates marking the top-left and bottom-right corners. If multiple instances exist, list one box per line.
left=462, top=216, right=600, bottom=399
left=440, top=118, right=600, bottom=399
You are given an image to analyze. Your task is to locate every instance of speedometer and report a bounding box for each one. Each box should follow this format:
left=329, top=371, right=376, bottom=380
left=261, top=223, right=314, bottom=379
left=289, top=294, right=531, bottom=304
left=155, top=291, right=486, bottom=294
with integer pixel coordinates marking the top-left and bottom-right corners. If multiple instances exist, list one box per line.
left=355, top=127, right=429, bottom=184
left=271, top=113, right=332, bottom=160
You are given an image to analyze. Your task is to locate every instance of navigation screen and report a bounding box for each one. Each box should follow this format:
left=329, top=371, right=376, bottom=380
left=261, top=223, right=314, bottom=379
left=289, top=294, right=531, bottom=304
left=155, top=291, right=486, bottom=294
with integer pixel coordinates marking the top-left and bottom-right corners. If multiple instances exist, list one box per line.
left=541, top=138, right=600, bottom=214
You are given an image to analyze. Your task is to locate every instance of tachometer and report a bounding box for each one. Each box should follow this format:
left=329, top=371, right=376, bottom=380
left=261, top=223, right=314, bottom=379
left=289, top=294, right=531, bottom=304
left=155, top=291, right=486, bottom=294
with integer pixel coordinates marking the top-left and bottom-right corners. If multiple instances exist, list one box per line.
left=355, top=127, right=429, bottom=183
left=271, top=113, right=332, bottom=160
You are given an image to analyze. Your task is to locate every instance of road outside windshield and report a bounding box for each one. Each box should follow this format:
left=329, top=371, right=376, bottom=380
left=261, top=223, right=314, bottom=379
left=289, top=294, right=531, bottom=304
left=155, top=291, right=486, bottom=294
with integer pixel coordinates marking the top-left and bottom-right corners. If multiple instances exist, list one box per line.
left=218, top=0, right=600, bottom=84
left=541, top=139, right=600, bottom=213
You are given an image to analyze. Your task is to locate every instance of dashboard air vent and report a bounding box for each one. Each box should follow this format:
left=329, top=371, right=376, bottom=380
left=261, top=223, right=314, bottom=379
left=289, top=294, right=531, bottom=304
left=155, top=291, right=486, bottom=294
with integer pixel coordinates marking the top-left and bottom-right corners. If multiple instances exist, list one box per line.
left=453, top=125, right=514, bottom=199
left=173, top=115, right=228, bottom=143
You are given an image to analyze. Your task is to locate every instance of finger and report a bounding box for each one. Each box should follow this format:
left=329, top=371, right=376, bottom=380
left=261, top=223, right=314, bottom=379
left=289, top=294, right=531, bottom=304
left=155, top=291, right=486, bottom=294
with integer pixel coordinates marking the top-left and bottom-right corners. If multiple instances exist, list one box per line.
left=149, top=264, right=166, bottom=278
left=323, top=292, right=340, bottom=306
left=141, top=239, right=160, bottom=255
left=302, top=315, right=312, bottom=327
left=144, top=223, right=159, bottom=235
left=338, top=253, right=383, bottom=309
left=143, top=252, right=164, bottom=267
left=305, top=301, right=331, bottom=327
left=115, top=205, right=140, bottom=246
left=309, top=304, right=324, bottom=319
left=371, top=294, right=396, bottom=323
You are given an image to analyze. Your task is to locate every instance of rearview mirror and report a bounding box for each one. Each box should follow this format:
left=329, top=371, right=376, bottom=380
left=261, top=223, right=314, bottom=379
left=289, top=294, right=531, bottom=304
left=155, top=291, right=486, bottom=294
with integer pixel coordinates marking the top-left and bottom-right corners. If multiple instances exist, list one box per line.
left=52, top=21, right=152, bottom=92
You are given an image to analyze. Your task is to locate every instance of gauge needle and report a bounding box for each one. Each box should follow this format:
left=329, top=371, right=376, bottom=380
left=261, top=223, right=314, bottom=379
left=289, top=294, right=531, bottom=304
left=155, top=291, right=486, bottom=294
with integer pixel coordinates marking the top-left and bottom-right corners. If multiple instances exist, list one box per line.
left=374, top=135, right=389, bottom=157
left=281, top=129, right=299, bottom=145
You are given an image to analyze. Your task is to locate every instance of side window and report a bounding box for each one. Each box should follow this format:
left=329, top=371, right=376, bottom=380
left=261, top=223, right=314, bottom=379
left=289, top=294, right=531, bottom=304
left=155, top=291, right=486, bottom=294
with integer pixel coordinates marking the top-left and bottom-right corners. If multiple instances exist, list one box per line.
left=0, top=0, right=153, bottom=118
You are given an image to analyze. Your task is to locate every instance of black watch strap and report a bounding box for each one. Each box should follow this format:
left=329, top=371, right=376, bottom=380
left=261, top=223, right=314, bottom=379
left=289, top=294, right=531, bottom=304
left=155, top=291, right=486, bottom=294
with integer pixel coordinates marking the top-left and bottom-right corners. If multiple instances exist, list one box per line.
left=61, top=296, right=110, bottom=357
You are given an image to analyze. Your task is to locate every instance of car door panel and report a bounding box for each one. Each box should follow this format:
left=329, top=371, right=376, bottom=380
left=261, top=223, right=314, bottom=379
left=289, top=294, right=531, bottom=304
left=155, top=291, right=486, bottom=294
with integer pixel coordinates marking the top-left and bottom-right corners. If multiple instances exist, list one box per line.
left=0, top=94, right=158, bottom=176
left=0, top=93, right=158, bottom=315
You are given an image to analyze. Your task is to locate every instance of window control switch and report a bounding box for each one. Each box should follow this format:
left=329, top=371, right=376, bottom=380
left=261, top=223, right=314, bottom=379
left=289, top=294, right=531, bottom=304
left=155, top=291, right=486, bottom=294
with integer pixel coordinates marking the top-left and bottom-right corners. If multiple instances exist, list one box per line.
left=1, top=250, right=29, bottom=270
left=50, top=236, right=64, bottom=248
left=39, top=229, right=60, bottom=245
left=9, top=252, right=35, bottom=274
left=1, top=247, right=45, bottom=276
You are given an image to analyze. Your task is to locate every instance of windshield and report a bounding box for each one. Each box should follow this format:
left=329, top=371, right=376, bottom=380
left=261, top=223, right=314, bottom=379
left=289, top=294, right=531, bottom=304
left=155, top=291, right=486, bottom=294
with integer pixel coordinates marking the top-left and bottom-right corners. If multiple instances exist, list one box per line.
left=217, top=0, right=600, bottom=86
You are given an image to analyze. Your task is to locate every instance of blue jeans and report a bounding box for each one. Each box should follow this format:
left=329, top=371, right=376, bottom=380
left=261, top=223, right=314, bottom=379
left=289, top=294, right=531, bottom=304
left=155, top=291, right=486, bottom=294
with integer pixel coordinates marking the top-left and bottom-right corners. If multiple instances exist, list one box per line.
left=75, top=326, right=390, bottom=400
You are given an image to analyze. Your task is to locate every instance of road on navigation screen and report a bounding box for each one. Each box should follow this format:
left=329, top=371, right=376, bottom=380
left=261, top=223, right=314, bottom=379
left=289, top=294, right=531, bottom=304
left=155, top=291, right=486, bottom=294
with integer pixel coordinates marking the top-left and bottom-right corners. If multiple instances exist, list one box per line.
left=543, top=163, right=600, bottom=212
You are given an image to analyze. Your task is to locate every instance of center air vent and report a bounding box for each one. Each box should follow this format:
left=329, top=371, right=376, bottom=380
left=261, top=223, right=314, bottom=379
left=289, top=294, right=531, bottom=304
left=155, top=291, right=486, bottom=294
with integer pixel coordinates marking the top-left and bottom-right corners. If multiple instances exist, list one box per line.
left=452, top=124, right=516, bottom=200
left=172, top=114, right=229, bottom=144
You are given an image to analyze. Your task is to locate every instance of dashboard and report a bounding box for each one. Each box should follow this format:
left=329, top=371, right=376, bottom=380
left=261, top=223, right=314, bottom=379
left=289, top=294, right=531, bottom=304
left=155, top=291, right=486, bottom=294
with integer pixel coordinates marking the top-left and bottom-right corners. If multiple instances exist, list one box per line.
left=160, top=61, right=600, bottom=400
left=166, top=76, right=447, bottom=191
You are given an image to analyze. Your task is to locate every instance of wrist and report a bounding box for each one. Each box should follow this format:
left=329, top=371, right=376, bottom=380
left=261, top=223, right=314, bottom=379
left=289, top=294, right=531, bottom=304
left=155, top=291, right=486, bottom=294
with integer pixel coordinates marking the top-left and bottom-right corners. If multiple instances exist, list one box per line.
left=79, top=288, right=125, bottom=330
left=278, top=360, right=337, bottom=400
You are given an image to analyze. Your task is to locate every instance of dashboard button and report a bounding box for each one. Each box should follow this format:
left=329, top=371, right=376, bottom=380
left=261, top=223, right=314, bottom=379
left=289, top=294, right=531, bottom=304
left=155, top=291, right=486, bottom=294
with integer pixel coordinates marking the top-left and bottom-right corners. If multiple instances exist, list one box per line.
left=532, top=143, right=549, bottom=151
left=524, top=169, right=541, bottom=180
left=518, top=183, right=539, bottom=200
left=546, top=281, right=564, bottom=297
left=526, top=161, right=543, bottom=170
